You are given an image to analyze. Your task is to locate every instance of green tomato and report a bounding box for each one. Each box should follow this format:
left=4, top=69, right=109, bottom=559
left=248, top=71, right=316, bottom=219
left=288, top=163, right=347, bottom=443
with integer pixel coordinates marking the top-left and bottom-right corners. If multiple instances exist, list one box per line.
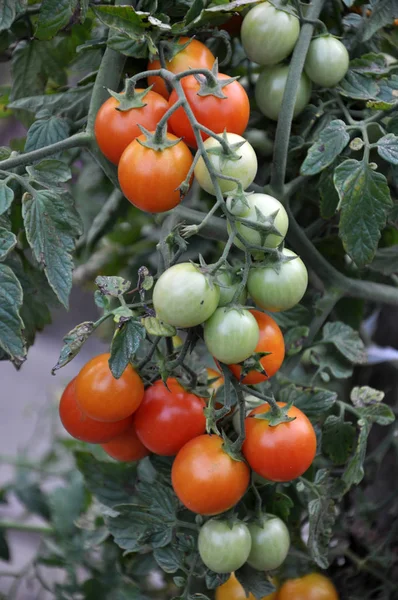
left=228, top=193, right=289, bottom=252
left=194, top=133, right=258, bottom=196
left=304, top=35, right=349, bottom=88
left=248, top=248, right=308, bottom=312
left=247, top=516, right=290, bottom=571
left=215, top=269, right=247, bottom=307
left=204, top=307, right=259, bottom=364
left=198, top=519, right=252, bottom=574
left=153, top=263, right=220, bottom=327
left=241, top=2, right=300, bottom=66
left=255, top=65, right=312, bottom=121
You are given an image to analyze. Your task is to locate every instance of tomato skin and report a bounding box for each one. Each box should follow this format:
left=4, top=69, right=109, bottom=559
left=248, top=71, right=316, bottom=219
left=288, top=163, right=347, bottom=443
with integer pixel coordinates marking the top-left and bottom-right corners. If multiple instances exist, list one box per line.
left=75, top=353, right=144, bottom=422
left=118, top=132, right=193, bottom=213
left=194, top=133, right=258, bottom=196
left=255, top=65, right=311, bottom=121
left=204, top=307, right=260, bottom=365
left=153, top=263, right=220, bottom=327
left=59, top=379, right=133, bottom=443
left=278, top=573, right=339, bottom=600
left=147, top=37, right=215, bottom=99
left=229, top=193, right=289, bottom=251
left=101, top=418, right=150, bottom=462
left=216, top=269, right=247, bottom=307
left=94, top=90, right=169, bottom=164
left=168, top=74, right=250, bottom=149
left=243, top=402, right=317, bottom=482
left=305, top=36, right=349, bottom=88
left=171, top=434, right=250, bottom=515
left=216, top=573, right=277, bottom=600
left=248, top=248, right=308, bottom=312
left=247, top=516, right=290, bottom=570
left=134, top=378, right=206, bottom=456
left=198, top=520, right=252, bottom=574
left=241, top=2, right=300, bottom=66
left=229, top=310, right=285, bottom=385
left=207, top=367, right=224, bottom=393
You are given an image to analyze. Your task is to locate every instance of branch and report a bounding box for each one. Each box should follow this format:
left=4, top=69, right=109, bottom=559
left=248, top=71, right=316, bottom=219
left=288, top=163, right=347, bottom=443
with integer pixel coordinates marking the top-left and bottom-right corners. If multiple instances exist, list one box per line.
left=270, top=0, right=325, bottom=196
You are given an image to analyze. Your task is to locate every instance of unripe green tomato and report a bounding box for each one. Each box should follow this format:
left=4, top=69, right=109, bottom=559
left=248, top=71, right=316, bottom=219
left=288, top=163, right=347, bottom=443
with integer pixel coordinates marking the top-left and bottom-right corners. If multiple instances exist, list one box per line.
left=241, top=2, right=300, bottom=66
left=198, top=519, right=252, bottom=574
left=247, top=516, right=290, bottom=571
left=153, top=263, right=220, bottom=327
left=204, top=307, right=260, bottom=364
left=248, top=248, right=308, bottom=312
left=255, top=65, right=312, bottom=121
left=194, top=133, right=258, bottom=196
left=228, top=193, right=289, bottom=251
left=304, top=35, right=349, bottom=88
left=216, top=269, right=248, bottom=307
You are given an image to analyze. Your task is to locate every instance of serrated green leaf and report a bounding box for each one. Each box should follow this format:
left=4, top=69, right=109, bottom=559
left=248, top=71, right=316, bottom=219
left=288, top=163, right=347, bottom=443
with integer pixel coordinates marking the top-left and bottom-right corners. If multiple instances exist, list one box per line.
left=107, top=33, right=149, bottom=58
left=52, top=321, right=95, bottom=374
left=350, top=53, right=390, bottom=77
left=374, top=74, right=398, bottom=106
left=154, top=546, right=185, bottom=573
left=279, top=384, right=337, bottom=417
left=8, top=83, right=93, bottom=120
left=0, top=180, right=14, bottom=215
left=109, top=318, right=145, bottom=378
left=307, top=491, right=336, bottom=568
left=0, top=263, right=26, bottom=364
left=301, top=120, right=350, bottom=176
left=269, top=304, right=310, bottom=329
left=322, top=415, right=356, bottom=465
left=235, top=565, right=276, bottom=599
left=359, top=403, right=395, bottom=425
left=269, top=491, right=294, bottom=522
left=321, top=321, right=366, bottom=364
left=343, top=419, right=371, bottom=488
left=36, top=0, right=87, bottom=40
left=92, top=5, right=146, bottom=37
left=319, top=167, right=340, bottom=218
left=96, top=275, right=131, bottom=297
left=106, top=504, right=173, bottom=552
left=11, top=40, right=47, bottom=101
left=310, top=346, right=353, bottom=379
left=205, top=570, right=229, bottom=590
left=284, top=326, right=309, bottom=356
left=351, top=385, right=385, bottom=407
left=334, top=159, right=392, bottom=266
left=49, top=472, right=86, bottom=536
left=0, top=0, right=27, bottom=31
left=25, top=117, right=70, bottom=152
left=22, top=190, right=82, bottom=308
left=0, top=227, right=16, bottom=260
left=26, top=159, right=72, bottom=186
left=337, top=71, right=379, bottom=100
left=360, top=0, right=398, bottom=42
left=376, top=133, right=398, bottom=165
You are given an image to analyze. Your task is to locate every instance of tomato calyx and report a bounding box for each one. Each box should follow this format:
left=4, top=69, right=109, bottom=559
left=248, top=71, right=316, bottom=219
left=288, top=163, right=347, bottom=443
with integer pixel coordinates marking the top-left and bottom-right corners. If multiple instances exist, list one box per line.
left=252, top=243, right=297, bottom=273
left=226, top=187, right=252, bottom=217
left=237, top=351, right=272, bottom=380
left=206, top=130, right=246, bottom=160
left=137, top=123, right=182, bottom=151
left=194, top=60, right=239, bottom=99
left=107, top=82, right=152, bottom=111
left=252, top=403, right=296, bottom=426
left=221, top=431, right=247, bottom=462
left=237, top=207, right=285, bottom=246
left=153, top=37, right=192, bottom=62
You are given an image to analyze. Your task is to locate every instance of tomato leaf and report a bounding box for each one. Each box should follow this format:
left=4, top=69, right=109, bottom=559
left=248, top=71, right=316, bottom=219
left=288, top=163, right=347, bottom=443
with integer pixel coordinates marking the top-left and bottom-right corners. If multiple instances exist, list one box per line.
left=270, top=304, right=310, bottom=329
left=284, top=326, right=309, bottom=356
left=376, top=133, right=398, bottom=164
left=0, top=263, right=26, bottom=365
left=36, top=0, right=88, bottom=41
left=8, top=83, right=93, bottom=120
left=25, top=117, right=70, bottom=153
left=0, top=0, right=26, bottom=31
left=337, top=71, right=379, bottom=100
left=92, top=5, right=147, bottom=38
left=205, top=570, right=229, bottom=590
left=142, top=316, right=176, bottom=337
left=358, top=403, right=395, bottom=426
left=369, top=246, right=398, bottom=275
left=349, top=53, right=390, bottom=77
left=321, top=322, right=367, bottom=364
left=0, top=180, right=14, bottom=215
left=26, top=159, right=72, bottom=187
left=300, top=120, right=350, bottom=176
left=350, top=385, right=385, bottom=407
left=235, top=564, right=276, bottom=599
left=0, top=227, right=16, bottom=260
left=49, top=472, right=86, bottom=536
left=359, top=0, right=398, bottom=42
left=342, top=419, right=371, bottom=488
left=322, top=416, right=356, bottom=465
left=52, top=321, right=96, bottom=374
left=96, top=275, right=131, bottom=297
left=109, top=318, right=146, bottom=378
left=319, top=166, right=340, bottom=218
left=10, top=40, right=47, bottom=101
left=306, top=472, right=337, bottom=568
left=108, top=33, right=150, bottom=58
left=153, top=547, right=185, bottom=573
left=279, top=384, right=337, bottom=418
left=334, top=159, right=392, bottom=267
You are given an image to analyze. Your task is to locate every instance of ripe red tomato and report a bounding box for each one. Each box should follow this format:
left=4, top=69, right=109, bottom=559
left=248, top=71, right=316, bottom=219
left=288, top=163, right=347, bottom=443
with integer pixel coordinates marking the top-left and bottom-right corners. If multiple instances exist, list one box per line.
left=147, top=37, right=215, bottom=98
left=229, top=310, right=285, bottom=384
left=101, top=418, right=150, bottom=462
left=134, top=378, right=206, bottom=455
left=243, top=402, right=317, bottom=482
left=59, top=379, right=132, bottom=443
left=278, top=573, right=339, bottom=600
left=94, top=90, right=169, bottom=164
left=118, top=132, right=193, bottom=213
left=171, top=434, right=250, bottom=515
left=168, top=73, right=250, bottom=148
left=75, top=353, right=144, bottom=422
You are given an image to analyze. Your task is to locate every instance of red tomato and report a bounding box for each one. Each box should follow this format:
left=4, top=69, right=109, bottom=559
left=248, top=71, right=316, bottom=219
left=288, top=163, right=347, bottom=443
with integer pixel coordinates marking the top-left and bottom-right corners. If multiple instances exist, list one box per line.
left=229, top=310, right=285, bottom=384
left=147, top=37, right=215, bottom=98
left=172, top=434, right=250, bottom=515
left=243, top=402, right=317, bottom=482
left=101, top=418, right=150, bottom=462
left=134, top=378, right=206, bottom=455
left=94, top=89, right=169, bottom=164
left=278, top=573, right=339, bottom=600
left=118, top=132, right=193, bottom=213
left=168, top=73, right=250, bottom=148
left=59, top=379, right=132, bottom=443
left=75, top=353, right=144, bottom=423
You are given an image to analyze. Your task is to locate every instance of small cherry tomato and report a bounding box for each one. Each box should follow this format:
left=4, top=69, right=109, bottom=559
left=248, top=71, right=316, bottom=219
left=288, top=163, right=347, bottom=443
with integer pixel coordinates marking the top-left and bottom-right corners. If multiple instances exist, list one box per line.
left=229, top=310, right=285, bottom=385
left=243, top=402, right=317, bottom=482
left=198, top=520, right=252, bottom=574
left=148, top=37, right=215, bottom=99
left=59, top=379, right=133, bottom=443
left=94, top=89, right=169, bottom=164
left=171, top=434, right=250, bottom=515
left=216, top=573, right=277, bottom=600
left=118, top=132, right=193, bottom=213
left=204, top=307, right=260, bottom=365
left=304, top=36, right=349, bottom=88
left=134, top=378, right=206, bottom=455
left=207, top=367, right=224, bottom=393
left=278, top=573, right=339, bottom=600
left=247, top=516, right=290, bottom=570
left=255, top=65, right=311, bottom=121
left=168, top=73, right=250, bottom=149
left=101, top=418, right=150, bottom=462
left=215, top=268, right=247, bottom=307
left=75, top=353, right=144, bottom=422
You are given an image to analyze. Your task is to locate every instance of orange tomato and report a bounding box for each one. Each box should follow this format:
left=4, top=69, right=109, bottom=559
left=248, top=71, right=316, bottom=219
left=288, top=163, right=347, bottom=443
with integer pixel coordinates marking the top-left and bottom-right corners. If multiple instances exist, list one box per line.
left=278, top=573, right=339, bottom=600
left=101, top=418, right=150, bottom=462
left=216, top=573, right=276, bottom=600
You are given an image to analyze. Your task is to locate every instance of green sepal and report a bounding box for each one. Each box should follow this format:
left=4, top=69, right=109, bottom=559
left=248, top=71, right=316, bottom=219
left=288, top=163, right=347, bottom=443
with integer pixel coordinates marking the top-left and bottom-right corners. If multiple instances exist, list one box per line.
left=108, top=83, right=154, bottom=112
left=250, top=403, right=295, bottom=427
left=194, top=59, right=239, bottom=99
left=137, top=123, right=181, bottom=151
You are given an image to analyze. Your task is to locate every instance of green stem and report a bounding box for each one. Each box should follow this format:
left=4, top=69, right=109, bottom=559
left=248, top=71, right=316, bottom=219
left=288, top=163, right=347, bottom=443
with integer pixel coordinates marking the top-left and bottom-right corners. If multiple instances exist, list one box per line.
left=173, top=206, right=228, bottom=241
left=0, top=521, right=54, bottom=535
left=270, top=0, right=325, bottom=196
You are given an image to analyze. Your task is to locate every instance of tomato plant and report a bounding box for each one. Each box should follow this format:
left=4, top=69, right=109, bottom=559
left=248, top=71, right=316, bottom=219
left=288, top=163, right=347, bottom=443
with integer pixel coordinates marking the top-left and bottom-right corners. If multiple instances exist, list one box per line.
left=247, top=516, right=290, bottom=571
left=204, top=307, right=260, bottom=364
left=278, top=573, right=339, bottom=600
left=243, top=402, right=317, bottom=481
left=171, top=434, right=250, bottom=515
left=304, top=35, right=349, bottom=88
left=255, top=65, right=312, bottom=121
left=134, top=378, right=206, bottom=455
left=198, top=519, right=252, bottom=573
left=101, top=418, right=150, bottom=462
left=168, top=73, right=250, bottom=148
